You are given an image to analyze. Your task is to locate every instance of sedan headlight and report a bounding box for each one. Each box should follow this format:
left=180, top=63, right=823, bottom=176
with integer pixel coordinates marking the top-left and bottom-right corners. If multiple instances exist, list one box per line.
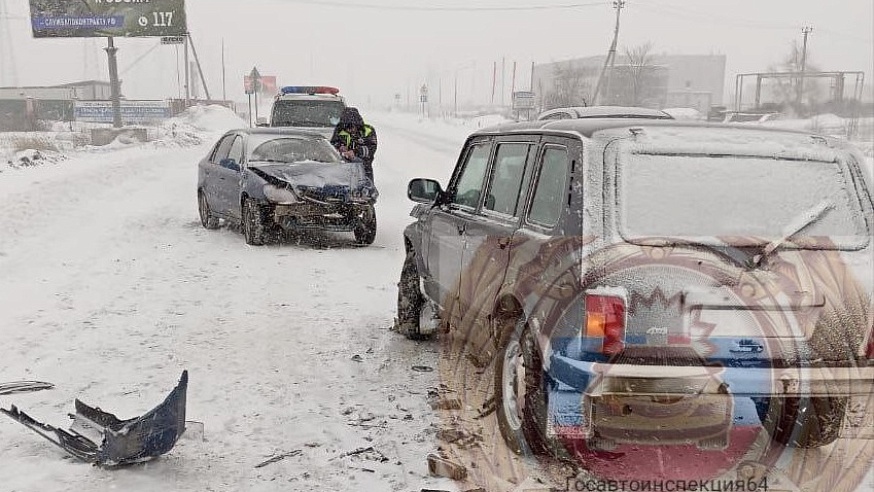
left=263, top=184, right=299, bottom=204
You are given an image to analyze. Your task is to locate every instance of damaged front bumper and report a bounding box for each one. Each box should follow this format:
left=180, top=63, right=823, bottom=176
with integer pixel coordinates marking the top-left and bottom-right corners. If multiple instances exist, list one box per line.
left=273, top=202, right=373, bottom=232
left=1, top=370, right=188, bottom=467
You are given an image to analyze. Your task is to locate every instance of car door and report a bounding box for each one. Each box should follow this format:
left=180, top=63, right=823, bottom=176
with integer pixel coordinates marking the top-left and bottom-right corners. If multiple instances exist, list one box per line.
left=506, top=136, right=583, bottom=343
left=423, top=138, right=494, bottom=318
left=456, top=137, right=539, bottom=353
left=202, top=134, right=235, bottom=216
left=214, top=134, right=244, bottom=218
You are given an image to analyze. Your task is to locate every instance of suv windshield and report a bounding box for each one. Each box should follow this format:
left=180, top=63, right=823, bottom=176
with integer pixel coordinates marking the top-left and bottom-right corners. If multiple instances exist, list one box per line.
left=619, top=154, right=870, bottom=249
left=271, top=100, right=345, bottom=127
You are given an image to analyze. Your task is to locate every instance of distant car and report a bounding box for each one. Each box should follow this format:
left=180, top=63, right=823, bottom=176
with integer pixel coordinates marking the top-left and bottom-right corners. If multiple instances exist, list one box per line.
left=197, top=128, right=378, bottom=246
left=536, top=105, right=674, bottom=121
left=269, top=86, right=347, bottom=139
left=398, top=117, right=874, bottom=455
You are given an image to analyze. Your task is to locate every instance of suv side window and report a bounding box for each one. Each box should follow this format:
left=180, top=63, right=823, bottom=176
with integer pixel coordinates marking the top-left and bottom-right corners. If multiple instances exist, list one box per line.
left=527, top=145, right=570, bottom=227
left=212, top=135, right=236, bottom=164
left=227, top=136, right=244, bottom=166
left=450, top=142, right=492, bottom=209
left=483, top=143, right=532, bottom=216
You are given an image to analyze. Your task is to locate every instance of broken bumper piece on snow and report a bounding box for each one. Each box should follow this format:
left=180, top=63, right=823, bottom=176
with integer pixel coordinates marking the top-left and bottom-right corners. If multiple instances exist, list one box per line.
left=0, top=370, right=188, bottom=466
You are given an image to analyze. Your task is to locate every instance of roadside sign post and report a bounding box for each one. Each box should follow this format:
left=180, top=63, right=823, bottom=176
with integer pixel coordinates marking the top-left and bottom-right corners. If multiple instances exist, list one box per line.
left=420, top=84, right=428, bottom=117
left=512, top=91, right=536, bottom=121
left=104, top=36, right=122, bottom=128
left=249, top=67, right=262, bottom=122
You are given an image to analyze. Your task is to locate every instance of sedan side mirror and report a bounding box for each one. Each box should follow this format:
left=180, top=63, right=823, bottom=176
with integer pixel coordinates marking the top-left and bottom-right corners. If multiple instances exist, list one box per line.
left=219, top=158, right=240, bottom=172
left=408, top=178, right=443, bottom=204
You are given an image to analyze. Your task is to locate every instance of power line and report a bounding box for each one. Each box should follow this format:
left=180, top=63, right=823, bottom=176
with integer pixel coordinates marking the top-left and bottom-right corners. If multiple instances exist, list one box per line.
left=287, top=0, right=608, bottom=11
left=635, top=2, right=797, bottom=31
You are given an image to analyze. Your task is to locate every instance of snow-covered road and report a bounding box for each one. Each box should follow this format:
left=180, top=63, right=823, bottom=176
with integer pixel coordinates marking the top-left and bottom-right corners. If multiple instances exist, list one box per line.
left=0, top=114, right=464, bottom=491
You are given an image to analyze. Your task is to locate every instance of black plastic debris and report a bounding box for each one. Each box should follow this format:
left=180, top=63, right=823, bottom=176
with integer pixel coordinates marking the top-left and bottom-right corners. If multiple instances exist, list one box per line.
left=0, top=370, right=188, bottom=467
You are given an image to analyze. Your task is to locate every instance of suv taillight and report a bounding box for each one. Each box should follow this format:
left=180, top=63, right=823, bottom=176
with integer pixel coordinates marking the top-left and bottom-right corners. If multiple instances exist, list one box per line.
left=585, top=294, right=626, bottom=355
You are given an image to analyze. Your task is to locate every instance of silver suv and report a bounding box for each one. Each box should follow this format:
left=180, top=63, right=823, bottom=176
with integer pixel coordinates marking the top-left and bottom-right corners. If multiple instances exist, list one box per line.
left=398, top=118, right=874, bottom=457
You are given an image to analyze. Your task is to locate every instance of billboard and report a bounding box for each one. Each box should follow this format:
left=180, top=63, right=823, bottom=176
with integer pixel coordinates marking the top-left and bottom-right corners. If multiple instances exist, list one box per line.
left=29, top=0, right=187, bottom=38
left=74, top=100, right=171, bottom=124
left=244, top=76, right=277, bottom=95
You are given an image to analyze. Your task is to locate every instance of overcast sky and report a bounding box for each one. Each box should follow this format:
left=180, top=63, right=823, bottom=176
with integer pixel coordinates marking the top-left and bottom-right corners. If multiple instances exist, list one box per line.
left=1, top=0, right=872, bottom=108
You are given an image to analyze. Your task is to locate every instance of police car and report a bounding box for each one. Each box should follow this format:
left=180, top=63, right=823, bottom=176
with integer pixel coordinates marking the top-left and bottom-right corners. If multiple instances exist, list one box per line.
left=269, top=86, right=346, bottom=139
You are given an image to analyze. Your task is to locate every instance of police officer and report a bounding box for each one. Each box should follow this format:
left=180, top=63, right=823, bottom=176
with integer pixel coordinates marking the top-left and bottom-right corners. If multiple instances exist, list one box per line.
left=330, top=107, right=378, bottom=184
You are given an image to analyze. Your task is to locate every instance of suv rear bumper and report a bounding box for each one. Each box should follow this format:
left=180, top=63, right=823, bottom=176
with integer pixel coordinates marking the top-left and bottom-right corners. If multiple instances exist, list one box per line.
left=550, top=353, right=874, bottom=397
left=548, top=353, right=874, bottom=441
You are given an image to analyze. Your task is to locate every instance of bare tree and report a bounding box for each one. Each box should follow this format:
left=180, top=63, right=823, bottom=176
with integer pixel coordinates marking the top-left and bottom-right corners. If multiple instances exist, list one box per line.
left=766, top=40, right=825, bottom=111
left=541, top=63, right=594, bottom=110
left=622, top=42, right=656, bottom=106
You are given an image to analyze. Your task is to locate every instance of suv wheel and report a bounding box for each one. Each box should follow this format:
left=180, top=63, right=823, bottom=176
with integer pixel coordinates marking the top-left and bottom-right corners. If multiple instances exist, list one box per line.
left=353, top=205, right=377, bottom=245
left=242, top=199, right=267, bottom=246
left=494, top=320, right=549, bottom=455
left=198, top=191, right=219, bottom=230
left=396, top=248, right=429, bottom=340
left=756, top=396, right=846, bottom=448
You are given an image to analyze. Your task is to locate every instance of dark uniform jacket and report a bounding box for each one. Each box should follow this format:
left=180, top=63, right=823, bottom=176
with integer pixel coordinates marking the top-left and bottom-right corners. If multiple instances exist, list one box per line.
left=331, top=124, right=377, bottom=167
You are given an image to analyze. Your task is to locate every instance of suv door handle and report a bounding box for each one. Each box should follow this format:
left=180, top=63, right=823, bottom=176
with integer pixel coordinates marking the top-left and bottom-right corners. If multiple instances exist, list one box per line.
left=456, top=223, right=466, bottom=235
left=497, top=238, right=511, bottom=249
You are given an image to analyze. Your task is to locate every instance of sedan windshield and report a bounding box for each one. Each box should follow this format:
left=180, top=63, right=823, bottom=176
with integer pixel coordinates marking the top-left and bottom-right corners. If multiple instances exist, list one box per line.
left=619, top=154, right=869, bottom=249
left=248, top=137, right=341, bottom=164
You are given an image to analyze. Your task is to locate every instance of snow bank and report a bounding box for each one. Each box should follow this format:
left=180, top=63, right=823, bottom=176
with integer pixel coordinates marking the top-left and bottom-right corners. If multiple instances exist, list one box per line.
left=0, top=105, right=244, bottom=175
left=170, top=104, right=246, bottom=133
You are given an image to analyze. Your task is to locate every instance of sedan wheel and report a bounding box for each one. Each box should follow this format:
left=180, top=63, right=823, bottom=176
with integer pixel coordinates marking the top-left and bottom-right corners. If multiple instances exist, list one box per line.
left=353, top=205, right=377, bottom=246
left=242, top=199, right=266, bottom=246
left=198, top=191, right=219, bottom=230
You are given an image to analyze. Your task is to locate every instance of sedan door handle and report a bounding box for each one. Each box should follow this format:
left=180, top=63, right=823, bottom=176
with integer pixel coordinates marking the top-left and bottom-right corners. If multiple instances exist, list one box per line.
left=456, top=223, right=466, bottom=235
left=498, top=238, right=511, bottom=249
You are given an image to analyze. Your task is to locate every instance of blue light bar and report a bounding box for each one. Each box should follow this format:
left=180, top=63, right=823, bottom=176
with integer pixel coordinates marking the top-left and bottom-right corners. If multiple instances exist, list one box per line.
left=280, top=86, right=340, bottom=95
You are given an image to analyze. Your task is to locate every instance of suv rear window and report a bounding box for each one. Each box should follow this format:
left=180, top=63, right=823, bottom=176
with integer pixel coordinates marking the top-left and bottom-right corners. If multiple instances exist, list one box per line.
left=619, top=154, right=870, bottom=249
left=271, top=100, right=345, bottom=127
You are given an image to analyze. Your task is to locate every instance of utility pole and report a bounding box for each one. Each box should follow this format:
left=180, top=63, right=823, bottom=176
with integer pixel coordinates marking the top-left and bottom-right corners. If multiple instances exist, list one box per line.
left=501, top=57, right=506, bottom=106
left=510, top=61, right=517, bottom=98
left=0, top=0, right=20, bottom=86
left=491, top=61, right=497, bottom=106
left=796, top=26, right=813, bottom=110
left=221, top=38, right=227, bottom=101
left=187, top=33, right=211, bottom=101
left=592, top=0, right=625, bottom=105
left=530, top=61, right=535, bottom=91
left=454, top=72, right=458, bottom=118
left=184, top=35, right=190, bottom=106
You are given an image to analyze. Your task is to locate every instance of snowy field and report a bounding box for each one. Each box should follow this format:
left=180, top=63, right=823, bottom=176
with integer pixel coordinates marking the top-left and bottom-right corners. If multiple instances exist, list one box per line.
left=1, top=107, right=873, bottom=491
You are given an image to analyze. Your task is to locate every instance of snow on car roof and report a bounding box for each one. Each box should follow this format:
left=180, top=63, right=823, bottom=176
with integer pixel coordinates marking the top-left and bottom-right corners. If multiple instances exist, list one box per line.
left=539, top=105, right=673, bottom=120
left=603, top=125, right=843, bottom=162
left=226, top=127, right=329, bottom=139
